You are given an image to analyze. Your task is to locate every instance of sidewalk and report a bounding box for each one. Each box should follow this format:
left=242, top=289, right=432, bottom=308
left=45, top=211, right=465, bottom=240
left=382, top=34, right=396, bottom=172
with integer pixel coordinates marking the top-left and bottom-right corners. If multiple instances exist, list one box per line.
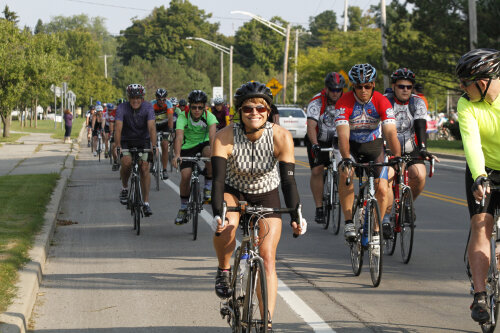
left=0, top=126, right=84, bottom=333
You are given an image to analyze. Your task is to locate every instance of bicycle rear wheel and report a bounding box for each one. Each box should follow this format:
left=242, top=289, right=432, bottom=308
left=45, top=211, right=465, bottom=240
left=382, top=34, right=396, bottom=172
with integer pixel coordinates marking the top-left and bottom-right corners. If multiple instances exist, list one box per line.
left=384, top=201, right=397, bottom=256
left=350, top=195, right=363, bottom=276
left=322, top=170, right=332, bottom=230
left=400, top=188, right=415, bottom=264
left=135, top=176, right=142, bottom=235
left=191, top=180, right=200, bottom=241
left=368, top=200, right=383, bottom=287
left=331, top=173, right=341, bottom=235
left=243, top=257, right=268, bottom=333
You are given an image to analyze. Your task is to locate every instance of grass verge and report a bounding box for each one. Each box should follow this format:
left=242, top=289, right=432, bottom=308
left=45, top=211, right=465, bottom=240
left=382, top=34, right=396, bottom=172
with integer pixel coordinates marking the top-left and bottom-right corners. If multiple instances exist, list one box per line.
left=427, top=140, right=464, bottom=156
left=0, top=173, right=59, bottom=312
left=9, top=118, right=85, bottom=140
left=0, top=133, right=25, bottom=147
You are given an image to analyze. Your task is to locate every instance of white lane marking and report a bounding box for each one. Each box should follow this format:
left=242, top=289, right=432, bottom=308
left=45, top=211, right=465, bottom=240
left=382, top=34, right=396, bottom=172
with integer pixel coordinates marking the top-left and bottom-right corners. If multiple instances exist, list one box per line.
left=437, top=163, right=465, bottom=171
left=163, top=178, right=335, bottom=332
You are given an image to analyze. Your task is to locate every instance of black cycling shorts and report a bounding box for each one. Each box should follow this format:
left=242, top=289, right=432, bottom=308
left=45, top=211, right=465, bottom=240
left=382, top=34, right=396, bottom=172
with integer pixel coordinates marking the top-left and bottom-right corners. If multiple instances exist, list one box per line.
left=350, top=138, right=385, bottom=178
left=104, top=125, right=110, bottom=134
left=224, top=185, right=281, bottom=219
left=465, top=164, right=500, bottom=218
left=180, top=141, right=210, bottom=170
left=305, top=135, right=337, bottom=168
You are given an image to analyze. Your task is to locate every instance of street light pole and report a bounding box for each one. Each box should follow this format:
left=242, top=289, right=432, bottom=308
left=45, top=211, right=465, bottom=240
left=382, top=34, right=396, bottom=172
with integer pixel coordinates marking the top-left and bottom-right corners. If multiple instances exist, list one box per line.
left=231, top=11, right=290, bottom=104
left=380, top=0, right=389, bottom=89
left=186, top=37, right=233, bottom=107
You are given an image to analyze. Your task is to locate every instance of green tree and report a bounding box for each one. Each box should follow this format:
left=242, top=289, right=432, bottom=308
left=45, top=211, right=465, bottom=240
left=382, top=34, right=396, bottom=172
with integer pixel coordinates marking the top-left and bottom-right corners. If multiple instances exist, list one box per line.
left=0, top=20, right=27, bottom=137
left=34, top=19, right=44, bottom=34
left=309, top=10, right=338, bottom=39
left=234, top=16, right=288, bottom=75
left=2, top=5, right=18, bottom=25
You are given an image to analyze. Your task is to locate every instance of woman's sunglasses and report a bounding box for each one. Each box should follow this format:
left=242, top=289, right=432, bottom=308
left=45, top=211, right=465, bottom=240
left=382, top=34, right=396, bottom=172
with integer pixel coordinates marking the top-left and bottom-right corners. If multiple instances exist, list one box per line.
left=241, top=105, right=268, bottom=114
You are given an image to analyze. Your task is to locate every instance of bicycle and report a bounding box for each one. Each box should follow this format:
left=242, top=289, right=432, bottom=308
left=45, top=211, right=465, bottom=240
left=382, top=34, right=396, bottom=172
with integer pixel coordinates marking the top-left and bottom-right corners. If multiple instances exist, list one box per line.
left=96, top=129, right=103, bottom=162
left=119, top=147, right=153, bottom=236
left=152, top=131, right=165, bottom=192
left=219, top=201, right=303, bottom=333
left=168, top=131, right=175, bottom=173
left=346, top=159, right=398, bottom=287
left=177, top=154, right=210, bottom=241
left=465, top=179, right=500, bottom=333
left=319, top=147, right=342, bottom=234
left=384, top=154, right=435, bottom=263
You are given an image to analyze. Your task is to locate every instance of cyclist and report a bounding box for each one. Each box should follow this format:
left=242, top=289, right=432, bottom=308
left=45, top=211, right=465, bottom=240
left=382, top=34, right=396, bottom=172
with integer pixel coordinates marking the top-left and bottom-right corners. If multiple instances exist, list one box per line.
left=335, top=63, right=401, bottom=242
left=178, top=99, right=188, bottom=113
left=102, top=103, right=115, bottom=159
left=455, top=48, right=500, bottom=323
left=114, top=83, right=157, bottom=217
left=106, top=103, right=119, bottom=170
left=91, top=105, right=105, bottom=157
left=152, top=88, right=174, bottom=179
left=306, top=71, right=346, bottom=224
left=172, top=90, right=217, bottom=224
left=211, top=81, right=305, bottom=331
left=382, top=68, right=430, bottom=234
left=170, top=97, right=181, bottom=129
left=211, top=97, right=230, bottom=131
left=86, top=105, right=95, bottom=148
left=413, top=83, right=429, bottom=110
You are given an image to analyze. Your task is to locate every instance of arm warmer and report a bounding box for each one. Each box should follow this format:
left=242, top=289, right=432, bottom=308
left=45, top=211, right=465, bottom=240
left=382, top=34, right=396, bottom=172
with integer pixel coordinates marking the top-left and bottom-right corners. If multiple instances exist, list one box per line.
left=279, top=162, right=300, bottom=221
left=211, top=156, right=227, bottom=217
left=414, top=119, right=427, bottom=149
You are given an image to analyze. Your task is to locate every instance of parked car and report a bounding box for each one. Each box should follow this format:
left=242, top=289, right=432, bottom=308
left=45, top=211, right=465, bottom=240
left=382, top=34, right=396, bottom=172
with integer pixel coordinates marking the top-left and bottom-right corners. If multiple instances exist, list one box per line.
left=276, top=104, right=307, bottom=146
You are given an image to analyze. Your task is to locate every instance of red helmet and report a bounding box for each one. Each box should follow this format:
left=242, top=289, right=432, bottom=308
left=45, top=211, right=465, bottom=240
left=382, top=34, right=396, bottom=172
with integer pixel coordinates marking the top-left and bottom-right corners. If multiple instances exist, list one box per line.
left=325, top=72, right=346, bottom=90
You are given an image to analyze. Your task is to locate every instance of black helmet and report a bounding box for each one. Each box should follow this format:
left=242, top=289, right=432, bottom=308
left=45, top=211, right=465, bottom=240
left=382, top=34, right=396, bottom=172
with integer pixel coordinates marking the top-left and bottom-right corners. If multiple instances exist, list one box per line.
left=414, top=83, right=424, bottom=93
left=89, top=105, right=95, bottom=110
left=155, top=88, right=168, bottom=99
left=325, top=72, right=346, bottom=90
left=116, top=98, right=126, bottom=105
left=234, top=81, right=273, bottom=109
left=391, top=68, right=416, bottom=84
left=188, top=90, right=208, bottom=104
left=126, top=83, right=145, bottom=98
left=348, top=63, right=377, bottom=84
left=456, top=48, right=500, bottom=80
left=179, top=99, right=187, bottom=107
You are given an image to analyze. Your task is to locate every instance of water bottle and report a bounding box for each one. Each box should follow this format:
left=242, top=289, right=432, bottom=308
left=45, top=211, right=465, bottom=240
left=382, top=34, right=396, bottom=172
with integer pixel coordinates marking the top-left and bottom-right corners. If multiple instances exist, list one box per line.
left=361, top=202, right=368, bottom=247
left=239, top=248, right=249, bottom=290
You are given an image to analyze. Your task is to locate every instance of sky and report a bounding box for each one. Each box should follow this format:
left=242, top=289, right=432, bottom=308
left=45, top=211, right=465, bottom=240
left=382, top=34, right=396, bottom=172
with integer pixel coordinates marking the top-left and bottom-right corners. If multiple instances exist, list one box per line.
left=3, top=0, right=380, bottom=36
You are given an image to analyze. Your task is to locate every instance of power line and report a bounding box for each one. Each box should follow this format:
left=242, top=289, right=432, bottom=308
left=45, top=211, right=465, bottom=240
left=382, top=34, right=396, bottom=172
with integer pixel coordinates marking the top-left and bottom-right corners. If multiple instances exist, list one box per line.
left=65, top=0, right=149, bottom=11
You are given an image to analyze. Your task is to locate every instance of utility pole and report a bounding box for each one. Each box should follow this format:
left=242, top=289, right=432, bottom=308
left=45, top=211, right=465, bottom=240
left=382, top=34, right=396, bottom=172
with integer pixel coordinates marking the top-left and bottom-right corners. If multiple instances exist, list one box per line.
left=343, top=0, right=348, bottom=32
left=220, top=51, right=224, bottom=91
left=468, top=0, right=477, bottom=49
left=100, top=54, right=112, bottom=78
left=282, top=24, right=291, bottom=104
left=380, top=0, right=389, bottom=89
left=294, top=29, right=299, bottom=104
left=229, top=46, right=233, bottom=106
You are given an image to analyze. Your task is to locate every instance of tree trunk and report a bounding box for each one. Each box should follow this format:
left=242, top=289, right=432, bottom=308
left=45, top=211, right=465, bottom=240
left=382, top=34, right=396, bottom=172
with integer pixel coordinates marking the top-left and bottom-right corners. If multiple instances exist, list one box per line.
left=1, top=113, right=11, bottom=137
left=35, top=98, right=38, bottom=128
left=30, top=101, right=33, bottom=128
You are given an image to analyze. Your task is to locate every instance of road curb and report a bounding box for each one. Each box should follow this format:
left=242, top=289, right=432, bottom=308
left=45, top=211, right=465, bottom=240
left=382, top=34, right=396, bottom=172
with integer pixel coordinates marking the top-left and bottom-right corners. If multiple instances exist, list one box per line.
left=0, top=124, right=85, bottom=333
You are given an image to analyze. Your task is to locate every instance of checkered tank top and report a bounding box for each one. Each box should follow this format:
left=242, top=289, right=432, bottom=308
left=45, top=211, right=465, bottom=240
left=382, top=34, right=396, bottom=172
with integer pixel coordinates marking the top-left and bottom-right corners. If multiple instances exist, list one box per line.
left=226, top=122, right=280, bottom=194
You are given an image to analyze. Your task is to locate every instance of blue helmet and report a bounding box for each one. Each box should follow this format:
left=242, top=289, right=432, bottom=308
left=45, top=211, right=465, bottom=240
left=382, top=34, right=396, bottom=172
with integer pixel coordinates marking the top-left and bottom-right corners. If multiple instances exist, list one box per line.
left=348, top=63, right=377, bottom=84
left=96, top=101, right=101, bottom=105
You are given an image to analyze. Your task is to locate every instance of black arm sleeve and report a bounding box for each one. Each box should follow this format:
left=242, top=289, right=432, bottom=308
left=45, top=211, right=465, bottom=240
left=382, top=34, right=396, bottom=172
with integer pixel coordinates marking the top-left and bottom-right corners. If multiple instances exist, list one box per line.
left=211, top=156, right=227, bottom=217
left=414, top=119, right=427, bottom=149
left=279, top=161, right=300, bottom=221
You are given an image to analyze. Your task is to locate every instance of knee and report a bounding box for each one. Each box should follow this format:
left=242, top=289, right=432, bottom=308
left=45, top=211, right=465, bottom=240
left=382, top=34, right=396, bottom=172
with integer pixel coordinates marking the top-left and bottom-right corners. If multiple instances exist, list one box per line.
left=311, top=166, right=323, bottom=178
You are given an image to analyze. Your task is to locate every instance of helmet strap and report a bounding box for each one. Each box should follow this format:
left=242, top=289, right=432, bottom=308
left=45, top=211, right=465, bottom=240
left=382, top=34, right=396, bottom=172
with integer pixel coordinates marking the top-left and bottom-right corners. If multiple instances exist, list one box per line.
left=477, top=78, right=492, bottom=102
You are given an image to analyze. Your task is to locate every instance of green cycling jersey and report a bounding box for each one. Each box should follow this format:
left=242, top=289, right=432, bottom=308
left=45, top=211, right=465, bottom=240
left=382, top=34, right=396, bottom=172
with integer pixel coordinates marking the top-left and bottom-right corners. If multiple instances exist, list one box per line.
left=457, top=94, right=500, bottom=180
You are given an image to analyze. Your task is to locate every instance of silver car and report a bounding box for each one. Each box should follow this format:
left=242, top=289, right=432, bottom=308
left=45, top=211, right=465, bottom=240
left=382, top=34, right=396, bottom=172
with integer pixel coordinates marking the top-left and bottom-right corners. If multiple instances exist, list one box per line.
left=276, top=105, right=307, bottom=146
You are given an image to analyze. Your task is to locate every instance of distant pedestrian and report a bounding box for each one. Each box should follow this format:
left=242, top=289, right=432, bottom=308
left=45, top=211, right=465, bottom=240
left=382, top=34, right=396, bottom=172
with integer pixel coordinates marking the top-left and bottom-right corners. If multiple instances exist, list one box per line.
left=63, top=109, right=73, bottom=143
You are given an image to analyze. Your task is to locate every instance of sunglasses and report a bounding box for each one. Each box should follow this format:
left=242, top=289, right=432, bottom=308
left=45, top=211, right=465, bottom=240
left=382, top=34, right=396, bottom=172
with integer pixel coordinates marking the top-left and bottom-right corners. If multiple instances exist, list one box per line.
left=397, top=84, right=413, bottom=90
left=460, top=80, right=475, bottom=87
left=241, top=105, right=268, bottom=114
left=190, top=106, right=205, bottom=111
left=354, top=84, right=373, bottom=90
left=329, top=88, right=343, bottom=93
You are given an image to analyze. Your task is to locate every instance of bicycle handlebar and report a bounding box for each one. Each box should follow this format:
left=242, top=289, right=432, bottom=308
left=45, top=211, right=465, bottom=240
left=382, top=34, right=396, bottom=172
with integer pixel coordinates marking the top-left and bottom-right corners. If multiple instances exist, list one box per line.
left=344, top=159, right=399, bottom=186
left=480, top=179, right=500, bottom=207
left=216, top=201, right=303, bottom=238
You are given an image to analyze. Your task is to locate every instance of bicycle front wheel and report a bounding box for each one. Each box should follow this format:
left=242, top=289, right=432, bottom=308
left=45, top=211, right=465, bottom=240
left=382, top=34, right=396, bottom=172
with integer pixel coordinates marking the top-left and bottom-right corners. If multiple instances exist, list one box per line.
left=98, top=138, right=101, bottom=162
left=322, top=170, right=331, bottom=230
left=155, top=150, right=161, bottom=191
left=229, top=246, right=245, bottom=332
left=368, top=200, right=383, bottom=287
left=400, top=188, right=415, bottom=264
left=384, top=200, right=397, bottom=256
left=168, top=141, right=174, bottom=172
left=350, top=195, right=363, bottom=276
left=191, top=181, right=200, bottom=241
left=243, top=257, right=268, bottom=333
left=331, top=173, right=341, bottom=235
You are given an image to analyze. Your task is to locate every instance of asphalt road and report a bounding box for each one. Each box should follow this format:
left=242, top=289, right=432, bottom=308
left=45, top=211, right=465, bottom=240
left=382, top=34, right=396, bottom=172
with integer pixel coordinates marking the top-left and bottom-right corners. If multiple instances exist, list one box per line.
left=29, top=143, right=479, bottom=333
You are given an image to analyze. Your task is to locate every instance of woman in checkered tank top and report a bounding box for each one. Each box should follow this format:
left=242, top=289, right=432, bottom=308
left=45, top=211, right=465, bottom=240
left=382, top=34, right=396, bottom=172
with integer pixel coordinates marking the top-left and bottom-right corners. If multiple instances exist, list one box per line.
left=210, top=82, right=306, bottom=328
